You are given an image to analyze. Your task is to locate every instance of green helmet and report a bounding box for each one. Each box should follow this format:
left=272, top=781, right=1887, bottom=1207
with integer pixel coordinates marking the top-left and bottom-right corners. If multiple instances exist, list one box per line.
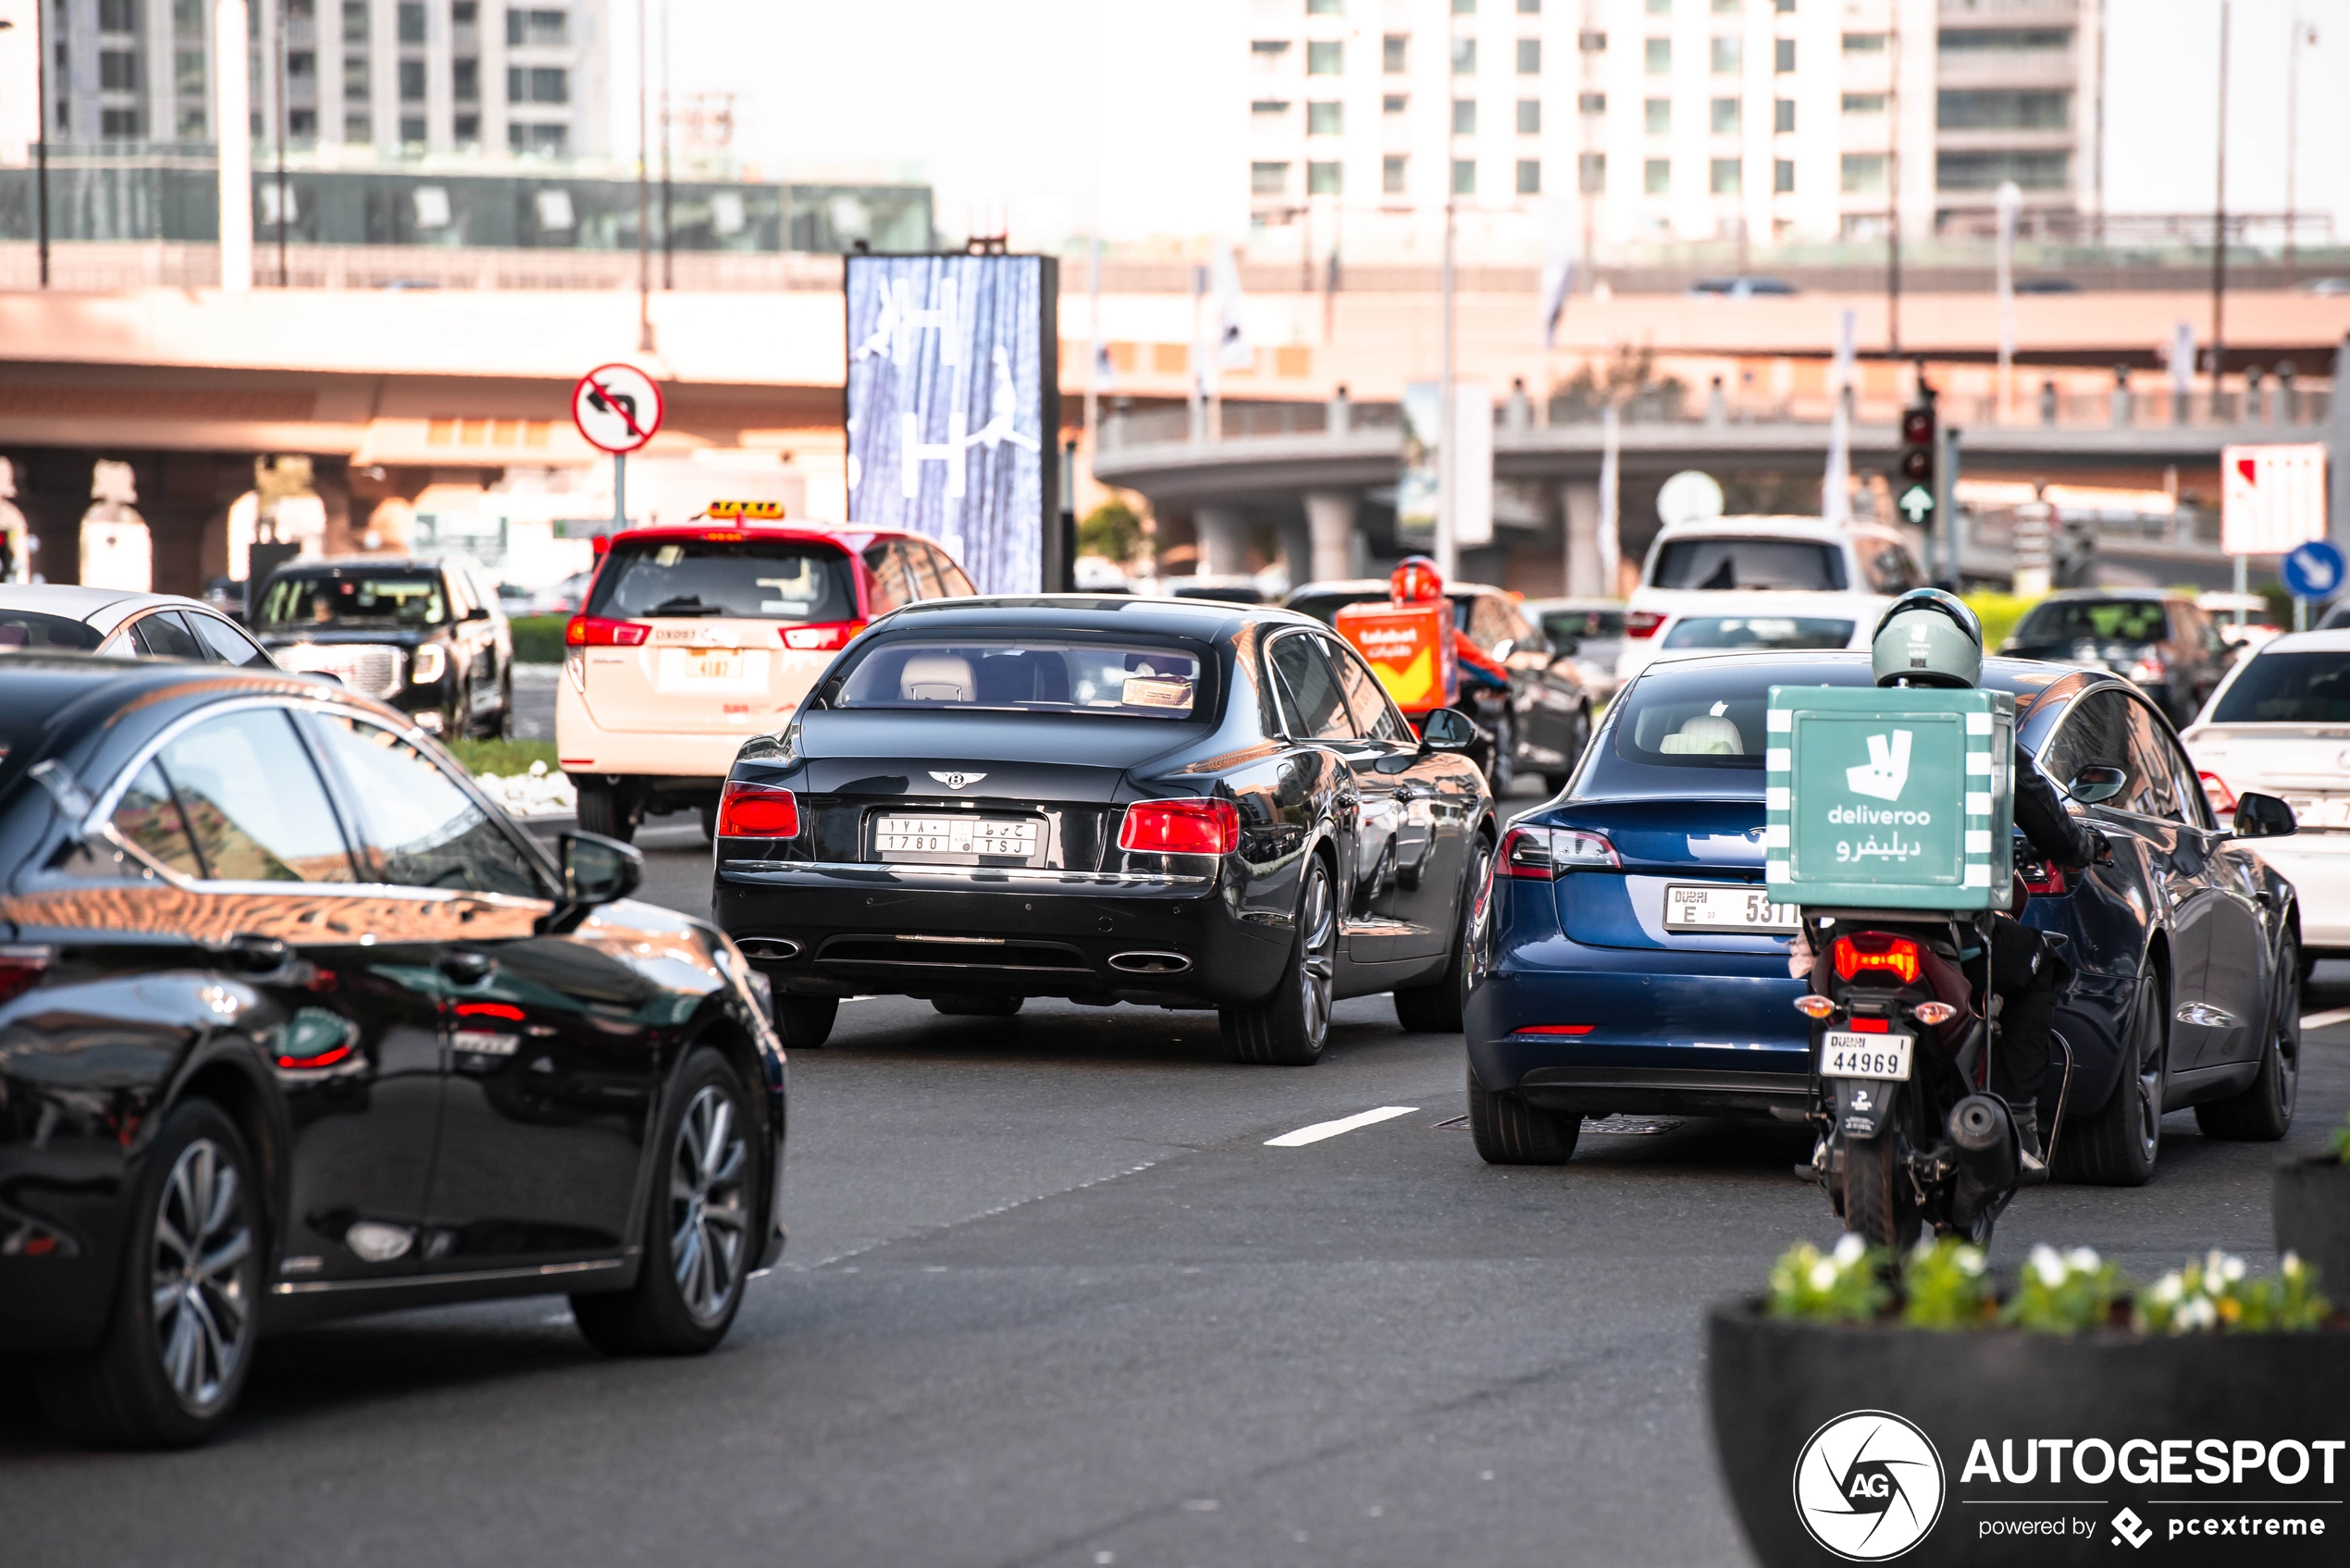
left=1871, top=587, right=1983, bottom=689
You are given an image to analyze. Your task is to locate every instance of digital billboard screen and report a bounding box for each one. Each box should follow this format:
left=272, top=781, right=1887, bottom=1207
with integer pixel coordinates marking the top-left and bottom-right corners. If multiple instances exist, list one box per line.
left=844, top=253, right=1059, bottom=594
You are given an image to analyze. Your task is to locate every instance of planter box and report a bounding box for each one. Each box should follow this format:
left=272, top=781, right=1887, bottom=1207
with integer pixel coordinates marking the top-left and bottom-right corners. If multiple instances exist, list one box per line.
left=1709, top=1303, right=2346, bottom=1566
left=2274, top=1157, right=2350, bottom=1302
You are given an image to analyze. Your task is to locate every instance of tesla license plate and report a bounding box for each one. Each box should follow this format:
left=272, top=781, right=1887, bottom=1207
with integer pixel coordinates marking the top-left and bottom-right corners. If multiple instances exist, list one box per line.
left=1820, top=1031, right=1914, bottom=1081
left=874, top=815, right=1040, bottom=864
left=1664, top=883, right=1800, bottom=934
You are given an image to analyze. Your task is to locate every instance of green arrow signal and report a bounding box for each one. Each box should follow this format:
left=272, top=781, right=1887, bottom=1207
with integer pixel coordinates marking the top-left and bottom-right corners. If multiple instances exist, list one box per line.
left=1897, top=484, right=1936, bottom=524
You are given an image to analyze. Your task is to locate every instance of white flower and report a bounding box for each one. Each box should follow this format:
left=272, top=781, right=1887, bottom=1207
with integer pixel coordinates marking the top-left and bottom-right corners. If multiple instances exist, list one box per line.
left=2204, top=1249, right=2229, bottom=1280
left=529, top=759, right=549, bottom=777
left=1810, top=1259, right=1840, bottom=1291
left=2282, top=1251, right=2304, bottom=1278
left=2175, top=1295, right=2219, bottom=1333
left=2150, top=1272, right=2184, bottom=1305
left=1958, top=1247, right=1986, bottom=1278
left=2030, top=1244, right=2067, bottom=1288
left=2065, top=1247, right=2101, bottom=1275
left=2219, top=1253, right=2246, bottom=1284
left=1833, top=1233, right=1868, bottom=1267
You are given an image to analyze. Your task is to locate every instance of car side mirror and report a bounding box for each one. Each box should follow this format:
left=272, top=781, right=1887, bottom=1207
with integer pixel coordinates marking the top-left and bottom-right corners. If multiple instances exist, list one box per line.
left=2230, top=791, right=2296, bottom=840
left=465, top=604, right=491, bottom=621
left=2066, top=765, right=2127, bottom=805
left=1490, top=637, right=1515, bottom=661
left=1549, top=636, right=1580, bottom=659
left=561, top=831, right=644, bottom=906
left=1418, top=707, right=1478, bottom=754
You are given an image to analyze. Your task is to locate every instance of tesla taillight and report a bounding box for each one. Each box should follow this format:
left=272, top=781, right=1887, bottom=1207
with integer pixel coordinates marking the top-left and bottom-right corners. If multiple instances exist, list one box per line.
left=0, top=945, right=51, bottom=1006
left=1501, top=825, right=1618, bottom=877
left=1119, top=797, right=1241, bottom=856
left=565, top=615, right=649, bottom=648
left=715, top=782, right=799, bottom=838
left=783, top=621, right=862, bottom=651
left=1832, top=932, right=1921, bottom=986
left=1624, top=611, right=1667, bottom=638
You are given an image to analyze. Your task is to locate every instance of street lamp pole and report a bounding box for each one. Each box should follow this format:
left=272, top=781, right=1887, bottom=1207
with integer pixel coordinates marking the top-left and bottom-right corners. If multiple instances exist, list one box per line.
left=26, top=8, right=49, bottom=287
left=659, top=0, right=672, bottom=291
left=2210, top=0, right=2230, bottom=405
left=635, top=0, right=653, bottom=350
left=1435, top=6, right=1457, bottom=581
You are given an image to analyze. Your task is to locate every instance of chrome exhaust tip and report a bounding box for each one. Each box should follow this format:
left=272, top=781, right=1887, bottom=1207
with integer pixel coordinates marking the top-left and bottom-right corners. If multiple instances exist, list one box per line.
left=737, top=937, right=803, bottom=962
left=1107, top=950, right=1192, bottom=975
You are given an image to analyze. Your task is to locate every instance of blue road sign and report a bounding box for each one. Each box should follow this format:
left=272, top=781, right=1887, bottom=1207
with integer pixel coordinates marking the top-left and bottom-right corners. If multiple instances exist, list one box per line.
left=2282, top=538, right=2347, bottom=600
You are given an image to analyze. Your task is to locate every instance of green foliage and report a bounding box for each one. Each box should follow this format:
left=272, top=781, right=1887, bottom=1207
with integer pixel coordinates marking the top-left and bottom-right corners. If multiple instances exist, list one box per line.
left=2258, top=582, right=2295, bottom=628
left=1964, top=591, right=2042, bottom=652
left=1899, top=1237, right=1992, bottom=1328
left=2135, top=1250, right=2332, bottom=1335
left=1079, top=499, right=1145, bottom=563
left=510, top=614, right=570, bottom=664
left=2329, top=1107, right=2350, bottom=1164
left=448, top=737, right=558, bottom=778
left=1765, top=1235, right=1891, bottom=1324
left=2002, top=1244, right=2127, bottom=1334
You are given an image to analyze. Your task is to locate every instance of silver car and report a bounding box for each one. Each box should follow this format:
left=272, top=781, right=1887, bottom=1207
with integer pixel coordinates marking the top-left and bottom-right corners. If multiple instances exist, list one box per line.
left=0, top=584, right=278, bottom=666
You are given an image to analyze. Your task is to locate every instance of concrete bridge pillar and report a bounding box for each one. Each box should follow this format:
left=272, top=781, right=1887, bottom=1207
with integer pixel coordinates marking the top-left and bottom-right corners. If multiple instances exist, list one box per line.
left=1195, top=504, right=1251, bottom=576
left=1561, top=480, right=1606, bottom=598
left=1303, top=490, right=1357, bottom=585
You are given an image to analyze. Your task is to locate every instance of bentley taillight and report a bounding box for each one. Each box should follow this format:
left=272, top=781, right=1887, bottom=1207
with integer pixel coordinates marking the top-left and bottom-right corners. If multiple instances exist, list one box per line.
left=715, top=781, right=800, bottom=838
left=1118, top=797, right=1241, bottom=856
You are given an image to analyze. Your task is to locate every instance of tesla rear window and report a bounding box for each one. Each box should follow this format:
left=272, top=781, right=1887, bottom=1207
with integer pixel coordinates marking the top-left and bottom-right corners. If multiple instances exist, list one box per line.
left=588, top=538, right=857, bottom=623
left=1578, top=661, right=1877, bottom=795
left=2209, top=651, right=2350, bottom=724
left=258, top=571, right=446, bottom=628
left=2010, top=599, right=2167, bottom=646
left=1650, top=538, right=1846, bottom=591
left=835, top=640, right=1206, bottom=719
left=1661, top=615, right=1855, bottom=651
left=0, top=611, right=105, bottom=651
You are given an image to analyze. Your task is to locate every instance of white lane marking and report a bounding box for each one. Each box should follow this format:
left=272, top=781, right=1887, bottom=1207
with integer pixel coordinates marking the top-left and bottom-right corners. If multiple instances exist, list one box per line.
left=1265, top=1105, right=1421, bottom=1148
left=2301, top=1006, right=2350, bottom=1031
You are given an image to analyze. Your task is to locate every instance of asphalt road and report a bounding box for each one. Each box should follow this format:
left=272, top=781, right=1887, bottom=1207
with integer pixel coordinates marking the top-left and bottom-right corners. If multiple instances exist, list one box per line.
left=6, top=795, right=2346, bottom=1568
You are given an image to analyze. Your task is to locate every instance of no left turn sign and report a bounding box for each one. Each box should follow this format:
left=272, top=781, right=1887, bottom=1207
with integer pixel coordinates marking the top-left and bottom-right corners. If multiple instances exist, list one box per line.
left=571, top=363, right=664, bottom=454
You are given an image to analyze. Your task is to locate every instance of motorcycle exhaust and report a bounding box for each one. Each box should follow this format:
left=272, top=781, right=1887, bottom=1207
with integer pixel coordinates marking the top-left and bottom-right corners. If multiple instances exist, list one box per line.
left=1948, top=1093, right=2018, bottom=1192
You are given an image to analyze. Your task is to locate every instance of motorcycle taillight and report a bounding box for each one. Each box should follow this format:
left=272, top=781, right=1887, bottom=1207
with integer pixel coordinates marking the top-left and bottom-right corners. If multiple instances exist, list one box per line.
left=1831, top=932, right=1921, bottom=986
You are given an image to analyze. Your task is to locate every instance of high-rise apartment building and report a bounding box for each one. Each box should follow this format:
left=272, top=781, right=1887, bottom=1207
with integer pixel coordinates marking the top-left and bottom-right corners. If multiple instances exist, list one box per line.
left=1242, top=0, right=2101, bottom=259
left=42, top=0, right=611, bottom=159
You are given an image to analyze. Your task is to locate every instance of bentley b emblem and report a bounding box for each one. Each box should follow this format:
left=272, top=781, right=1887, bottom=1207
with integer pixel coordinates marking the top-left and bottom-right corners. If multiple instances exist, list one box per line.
left=930, top=771, right=986, bottom=790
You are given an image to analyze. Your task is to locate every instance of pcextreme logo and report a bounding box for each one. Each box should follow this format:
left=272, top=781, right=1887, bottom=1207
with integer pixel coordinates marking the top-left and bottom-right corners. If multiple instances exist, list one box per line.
left=1846, top=730, right=1915, bottom=802
left=1794, top=1410, right=1947, bottom=1562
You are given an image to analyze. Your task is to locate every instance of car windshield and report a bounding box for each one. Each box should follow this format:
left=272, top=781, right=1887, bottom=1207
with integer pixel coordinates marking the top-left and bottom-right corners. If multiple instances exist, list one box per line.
left=1650, top=537, right=1847, bottom=591
left=587, top=537, right=857, bottom=622
left=835, top=639, right=1206, bottom=719
left=2209, top=651, right=2350, bottom=724
left=0, top=611, right=105, bottom=651
left=1660, top=615, right=1855, bottom=651
left=258, top=571, right=445, bottom=629
left=2010, top=599, right=2168, bottom=646
left=1541, top=608, right=1624, bottom=641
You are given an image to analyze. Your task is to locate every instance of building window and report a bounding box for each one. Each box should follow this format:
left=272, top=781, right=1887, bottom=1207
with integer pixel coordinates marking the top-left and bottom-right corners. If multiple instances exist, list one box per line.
left=398, top=1, right=425, bottom=43
left=1841, top=93, right=1886, bottom=115
left=1645, top=38, right=1670, bottom=73
left=1776, top=0, right=1795, bottom=10
left=1518, top=158, right=1542, bottom=194
left=1710, top=97, right=1739, bottom=133
left=1453, top=158, right=1477, bottom=194
left=100, top=50, right=140, bottom=91
left=1774, top=158, right=1794, bottom=192
left=345, top=56, right=371, bottom=100
left=1453, top=98, right=1477, bottom=134
left=1383, top=93, right=1408, bottom=114
left=452, top=2, right=477, bottom=26
left=290, top=108, right=317, bottom=141
left=1309, top=161, right=1342, bottom=194
left=400, top=114, right=426, bottom=143
left=100, top=106, right=142, bottom=139
left=1452, top=38, right=1476, bottom=73
left=1383, top=154, right=1407, bottom=193
left=1578, top=154, right=1607, bottom=193
left=1578, top=30, right=1606, bottom=50
left=1518, top=0, right=1540, bottom=11
left=1840, top=153, right=1886, bottom=194
left=1938, top=28, right=2073, bottom=53
left=1384, top=33, right=1407, bottom=72
left=289, top=51, right=316, bottom=80
left=453, top=113, right=479, bottom=144
left=1774, top=98, right=1794, bottom=132
left=1577, top=92, right=1605, bottom=114
left=1842, top=32, right=1886, bottom=54
left=453, top=58, right=479, bottom=103
left=1308, top=100, right=1342, bottom=134
left=1775, top=38, right=1795, bottom=71
left=1712, top=35, right=1742, bottom=72
left=1936, top=90, right=2072, bottom=130
left=509, top=8, right=569, bottom=46
left=1937, top=149, right=2071, bottom=191
left=1453, top=0, right=1476, bottom=12
left=174, top=0, right=204, bottom=36
left=400, top=59, right=427, bottom=102
left=511, top=122, right=566, bottom=154
left=509, top=66, right=570, bottom=104
left=1710, top=156, right=1742, bottom=193
left=345, top=114, right=371, bottom=142
left=1252, top=98, right=1292, bottom=118
left=1516, top=38, right=1540, bottom=73
left=1517, top=98, right=1540, bottom=133
left=1251, top=40, right=1292, bottom=66
left=98, top=0, right=136, bottom=28
left=1307, top=40, right=1342, bottom=73
left=1307, top=0, right=1344, bottom=13
left=1644, top=97, right=1670, bottom=133
left=1646, top=0, right=1670, bottom=11
left=1644, top=157, right=1670, bottom=193
left=1712, top=0, right=1740, bottom=10
left=176, top=49, right=205, bottom=93
left=1252, top=161, right=1291, bottom=196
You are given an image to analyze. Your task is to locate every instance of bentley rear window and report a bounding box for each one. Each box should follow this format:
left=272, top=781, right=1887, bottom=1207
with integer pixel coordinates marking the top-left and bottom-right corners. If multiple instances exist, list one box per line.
left=835, top=640, right=1205, bottom=719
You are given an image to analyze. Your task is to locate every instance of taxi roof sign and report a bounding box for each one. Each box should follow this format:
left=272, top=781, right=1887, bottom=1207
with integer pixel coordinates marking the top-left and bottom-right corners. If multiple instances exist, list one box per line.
left=704, top=500, right=786, bottom=520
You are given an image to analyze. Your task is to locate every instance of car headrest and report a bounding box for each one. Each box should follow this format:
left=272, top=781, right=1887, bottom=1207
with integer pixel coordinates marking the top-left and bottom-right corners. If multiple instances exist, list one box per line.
left=900, top=654, right=974, bottom=702
left=1658, top=714, right=1743, bottom=756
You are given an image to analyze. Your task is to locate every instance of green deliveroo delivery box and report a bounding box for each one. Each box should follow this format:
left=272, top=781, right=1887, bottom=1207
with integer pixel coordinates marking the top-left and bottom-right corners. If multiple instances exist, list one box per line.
left=1762, top=685, right=2015, bottom=911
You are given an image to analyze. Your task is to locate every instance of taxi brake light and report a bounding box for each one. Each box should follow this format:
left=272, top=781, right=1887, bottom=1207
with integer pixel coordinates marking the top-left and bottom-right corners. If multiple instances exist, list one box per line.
left=565, top=615, right=649, bottom=648
left=783, top=621, right=861, bottom=651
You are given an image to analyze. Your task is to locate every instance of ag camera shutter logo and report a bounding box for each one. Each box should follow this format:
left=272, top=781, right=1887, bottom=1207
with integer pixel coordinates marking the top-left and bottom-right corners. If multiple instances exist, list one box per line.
left=1793, top=1410, right=1946, bottom=1561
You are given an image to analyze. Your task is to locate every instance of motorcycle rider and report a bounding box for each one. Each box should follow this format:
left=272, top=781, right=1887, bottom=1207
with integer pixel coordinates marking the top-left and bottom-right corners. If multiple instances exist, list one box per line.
left=1866, top=586, right=2111, bottom=1178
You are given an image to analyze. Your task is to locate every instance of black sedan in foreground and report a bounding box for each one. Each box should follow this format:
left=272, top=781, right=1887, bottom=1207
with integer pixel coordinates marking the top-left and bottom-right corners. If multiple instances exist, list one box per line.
left=0, top=658, right=785, bottom=1446
left=713, top=597, right=1498, bottom=1064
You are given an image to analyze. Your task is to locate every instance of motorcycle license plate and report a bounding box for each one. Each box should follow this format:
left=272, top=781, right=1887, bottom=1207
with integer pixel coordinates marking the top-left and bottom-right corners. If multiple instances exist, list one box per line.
left=1664, top=883, right=1800, bottom=934
left=1821, top=1031, right=1913, bottom=1081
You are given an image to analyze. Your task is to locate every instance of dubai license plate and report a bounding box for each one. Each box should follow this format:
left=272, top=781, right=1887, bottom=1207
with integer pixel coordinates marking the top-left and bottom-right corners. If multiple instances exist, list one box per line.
left=874, top=815, right=1039, bottom=862
left=1821, top=1031, right=1914, bottom=1081
left=1664, top=883, right=1800, bottom=934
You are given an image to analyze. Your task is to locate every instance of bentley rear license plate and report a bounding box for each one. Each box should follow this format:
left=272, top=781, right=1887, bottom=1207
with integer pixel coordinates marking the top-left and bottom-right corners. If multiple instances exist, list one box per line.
left=1820, top=1031, right=1914, bottom=1081
left=874, top=815, right=1039, bottom=863
left=1664, top=883, right=1800, bottom=934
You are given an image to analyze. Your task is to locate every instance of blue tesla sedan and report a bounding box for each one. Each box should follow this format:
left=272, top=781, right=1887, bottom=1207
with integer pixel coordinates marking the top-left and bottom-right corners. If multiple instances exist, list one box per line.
left=1464, top=650, right=2305, bottom=1181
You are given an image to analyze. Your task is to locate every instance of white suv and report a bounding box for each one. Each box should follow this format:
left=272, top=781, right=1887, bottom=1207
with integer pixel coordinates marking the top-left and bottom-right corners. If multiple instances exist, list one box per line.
left=1617, top=516, right=1923, bottom=682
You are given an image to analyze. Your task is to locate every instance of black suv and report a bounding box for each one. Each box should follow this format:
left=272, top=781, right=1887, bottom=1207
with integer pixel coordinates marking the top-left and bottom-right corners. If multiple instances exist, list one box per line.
left=250, top=556, right=514, bottom=739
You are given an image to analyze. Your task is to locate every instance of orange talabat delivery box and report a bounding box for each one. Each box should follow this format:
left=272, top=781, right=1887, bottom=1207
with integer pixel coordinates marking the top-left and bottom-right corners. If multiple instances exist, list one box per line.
left=1334, top=599, right=1458, bottom=716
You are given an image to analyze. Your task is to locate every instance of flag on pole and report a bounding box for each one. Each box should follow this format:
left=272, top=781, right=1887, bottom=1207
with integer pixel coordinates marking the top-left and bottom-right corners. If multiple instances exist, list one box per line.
left=1823, top=307, right=1856, bottom=525
left=1538, top=199, right=1577, bottom=349
left=1212, top=241, right=1251, bottom=371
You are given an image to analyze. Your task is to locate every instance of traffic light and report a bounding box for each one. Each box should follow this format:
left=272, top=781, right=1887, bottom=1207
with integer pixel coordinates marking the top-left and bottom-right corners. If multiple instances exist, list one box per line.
left=1894, top=398, right=1937, bottom=526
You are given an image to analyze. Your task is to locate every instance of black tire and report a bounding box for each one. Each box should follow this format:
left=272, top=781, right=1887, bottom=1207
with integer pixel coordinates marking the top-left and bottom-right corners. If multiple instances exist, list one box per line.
left=1220, top=856, right=1336, bottom=1066
left=575, top=782, right=638, bottom=844
left=1841, top=1133, right=1923, bottom=1251
left=2055, top=963, right=2167, bottom=1186
left=1395, top=834, right=1493, bottom=1033
left=495, top=672, right=513, bottom=739
left=1466, top=1063, right=1580, bottom=1165
left=573, top=1050, right=756, bottom=1355
left=934, top=994, right=1023, bottom=1017
left=35, top=1100, right=264, bottom=1447
left=699, top=801, right=718, bottom=843
left=773, top=994, right=837, bottom=1049
left=2195, top=935, right=2300, bottom=1141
